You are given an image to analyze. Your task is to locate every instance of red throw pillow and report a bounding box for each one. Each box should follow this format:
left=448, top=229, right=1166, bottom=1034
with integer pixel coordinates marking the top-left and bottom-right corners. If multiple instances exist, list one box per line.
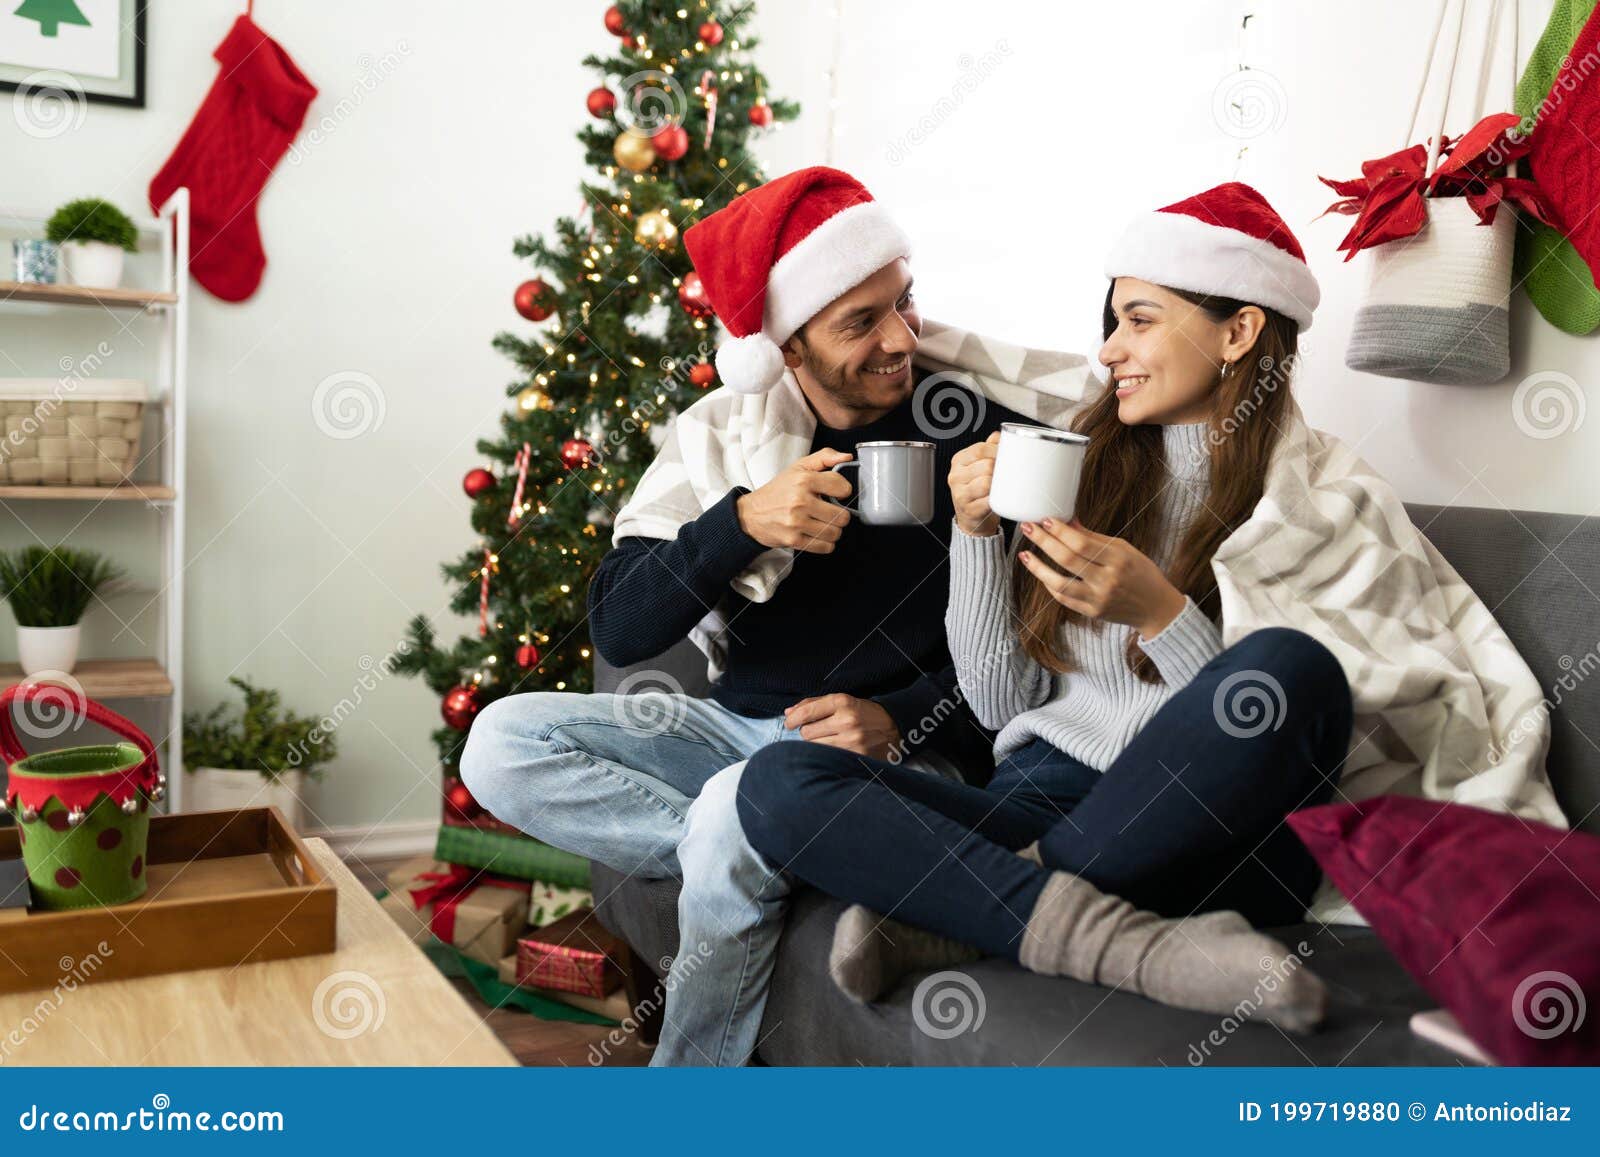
left=1288, top=796, right=1598, bottom=1066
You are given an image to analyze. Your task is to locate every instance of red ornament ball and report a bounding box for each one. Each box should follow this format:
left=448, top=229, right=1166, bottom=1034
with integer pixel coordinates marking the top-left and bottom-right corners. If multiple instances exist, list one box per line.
left=698, top=20, right=724, bottom=46
left=560, top=438, right=595, bottom=470
left=445, top=780, right=480, bottom=820
left=603, top=5, right=626, bottom=35
left=678, top=271, right=714, bottom=318
left=689, top=362, right=717, bottom=388
left=515, top=643, right=540, bottom=669
left=622, top=34, right=637, bottom=49
left=514, top=278, right=554, bottom=322
left=441, top=685, right=483, bottom=731
left=462, top=467, right=495, bottom=498
left=652, top=124, right=689, bottom=162
left=586, top=87, right=616, bottom=119
left=748, top=103, right=774, bottom=127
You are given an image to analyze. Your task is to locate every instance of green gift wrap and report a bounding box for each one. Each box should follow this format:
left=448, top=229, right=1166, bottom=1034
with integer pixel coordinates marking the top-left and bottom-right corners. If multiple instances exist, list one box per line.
left=2, top=683, right=164, bottom=910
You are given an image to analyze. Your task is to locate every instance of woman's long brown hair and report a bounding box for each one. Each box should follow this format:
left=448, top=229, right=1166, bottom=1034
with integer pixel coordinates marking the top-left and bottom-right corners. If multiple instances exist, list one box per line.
left=1012, top=284, right=1299, bottom=682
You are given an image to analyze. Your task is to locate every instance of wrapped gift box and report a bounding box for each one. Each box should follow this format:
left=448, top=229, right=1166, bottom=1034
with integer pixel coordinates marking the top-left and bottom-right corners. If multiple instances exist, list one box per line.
left=529, top=880, right=591, bottom=928
left=434, top=823, right=590, bottom=888
left=514, top=908, right=623, bottom=998
left=382, top=856, right=530, bottom=967
left=498, top=953, right=631, bottom=1021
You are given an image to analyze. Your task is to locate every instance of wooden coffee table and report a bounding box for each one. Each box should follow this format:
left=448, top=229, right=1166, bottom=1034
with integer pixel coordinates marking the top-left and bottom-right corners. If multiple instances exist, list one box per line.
left=0, top=838, right=516, bottom=1066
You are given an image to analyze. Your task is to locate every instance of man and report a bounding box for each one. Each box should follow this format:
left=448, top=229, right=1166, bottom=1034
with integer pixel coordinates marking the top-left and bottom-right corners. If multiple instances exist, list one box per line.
left=460, top=166, right=1025, bottom=1065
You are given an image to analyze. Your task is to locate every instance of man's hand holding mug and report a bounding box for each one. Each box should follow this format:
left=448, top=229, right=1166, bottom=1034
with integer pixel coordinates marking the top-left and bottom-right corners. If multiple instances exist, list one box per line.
left=735, top=448, right=855, bottom=553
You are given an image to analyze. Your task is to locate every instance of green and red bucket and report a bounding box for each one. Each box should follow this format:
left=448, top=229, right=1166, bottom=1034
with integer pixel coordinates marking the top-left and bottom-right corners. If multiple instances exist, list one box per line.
left=2, top=683, right=164, bottom=910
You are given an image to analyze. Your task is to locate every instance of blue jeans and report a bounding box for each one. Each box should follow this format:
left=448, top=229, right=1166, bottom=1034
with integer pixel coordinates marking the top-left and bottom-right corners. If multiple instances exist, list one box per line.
left=737, top=628, right=1353, bottom=959
left=458, top=689, right=957, bottom=1066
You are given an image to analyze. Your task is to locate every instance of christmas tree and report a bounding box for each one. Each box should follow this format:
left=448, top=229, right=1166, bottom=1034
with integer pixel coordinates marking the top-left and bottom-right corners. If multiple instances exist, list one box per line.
left=14, top=0, right=91, bottom=38
left=396, top=1, right=797, bottom=775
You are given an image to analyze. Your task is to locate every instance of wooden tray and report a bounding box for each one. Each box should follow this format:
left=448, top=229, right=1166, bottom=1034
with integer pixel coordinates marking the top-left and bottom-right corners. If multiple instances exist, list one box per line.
left=0, top=807, right=337, bottom=995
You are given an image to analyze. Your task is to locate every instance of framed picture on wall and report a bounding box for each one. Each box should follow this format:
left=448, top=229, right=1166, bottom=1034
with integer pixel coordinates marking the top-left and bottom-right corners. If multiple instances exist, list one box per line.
left=0, top=0, right=147, bottom=109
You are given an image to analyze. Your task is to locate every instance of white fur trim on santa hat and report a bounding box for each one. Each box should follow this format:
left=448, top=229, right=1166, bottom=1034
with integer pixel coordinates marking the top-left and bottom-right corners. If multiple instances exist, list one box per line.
left=1105, top=211, right=1320, bottom=331
left=762, top=200, right=913, bottom=343
left=714, top=331, right=787, bottom=395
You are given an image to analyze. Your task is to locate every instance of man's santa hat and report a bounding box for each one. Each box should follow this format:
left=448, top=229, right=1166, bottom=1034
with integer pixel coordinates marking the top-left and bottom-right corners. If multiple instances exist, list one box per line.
left=1104, top=182, right=1320, bottom=330
left=683, top=166, right=912, bottom=394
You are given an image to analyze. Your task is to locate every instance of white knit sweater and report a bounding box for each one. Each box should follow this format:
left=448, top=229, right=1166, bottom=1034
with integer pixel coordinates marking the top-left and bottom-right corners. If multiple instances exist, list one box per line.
left=947, top=421, right=1225, bottom=768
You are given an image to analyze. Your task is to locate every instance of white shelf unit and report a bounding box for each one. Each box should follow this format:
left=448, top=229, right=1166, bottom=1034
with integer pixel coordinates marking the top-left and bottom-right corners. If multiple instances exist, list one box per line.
left=0, top=188, right=189, bottom=813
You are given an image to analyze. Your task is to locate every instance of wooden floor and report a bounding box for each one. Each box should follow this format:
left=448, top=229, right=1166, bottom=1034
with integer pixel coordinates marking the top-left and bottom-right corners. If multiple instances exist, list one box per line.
left=346, top=850, right=655, bottom=1067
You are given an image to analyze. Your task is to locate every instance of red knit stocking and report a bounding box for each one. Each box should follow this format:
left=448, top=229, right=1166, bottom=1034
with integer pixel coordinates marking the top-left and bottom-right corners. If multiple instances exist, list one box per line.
left=147, top=14, right=316, bottom=302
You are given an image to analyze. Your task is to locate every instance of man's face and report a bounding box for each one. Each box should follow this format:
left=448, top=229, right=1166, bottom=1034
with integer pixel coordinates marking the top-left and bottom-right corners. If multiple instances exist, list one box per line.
left=783, top=258, right=920, bottom=413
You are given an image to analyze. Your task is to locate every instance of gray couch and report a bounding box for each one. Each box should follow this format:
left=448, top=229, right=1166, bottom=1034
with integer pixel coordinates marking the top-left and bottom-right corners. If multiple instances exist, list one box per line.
left=589, top=503, right=1600, bottom=1064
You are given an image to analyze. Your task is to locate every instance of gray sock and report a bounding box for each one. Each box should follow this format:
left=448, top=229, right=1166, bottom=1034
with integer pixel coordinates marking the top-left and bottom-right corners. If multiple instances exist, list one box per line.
left=829, top=904, right=983, bottom=1004
left=1018, top=872, right=1327, bottom=1033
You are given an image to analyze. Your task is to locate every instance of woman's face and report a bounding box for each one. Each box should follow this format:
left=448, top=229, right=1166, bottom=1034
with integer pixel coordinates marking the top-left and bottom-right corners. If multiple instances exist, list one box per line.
left=1099, top=278, right=1240, bottom=426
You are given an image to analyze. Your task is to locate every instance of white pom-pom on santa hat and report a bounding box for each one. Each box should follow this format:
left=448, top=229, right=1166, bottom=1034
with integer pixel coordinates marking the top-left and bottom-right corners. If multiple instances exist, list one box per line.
left=683, top=166, right=913, bottom=394
left=714, top=332, right=787, bottom=395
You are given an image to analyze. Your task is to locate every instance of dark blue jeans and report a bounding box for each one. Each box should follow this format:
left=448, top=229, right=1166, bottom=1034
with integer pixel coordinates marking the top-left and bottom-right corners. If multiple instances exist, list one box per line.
left=736, top=627, right=1353, bottom=959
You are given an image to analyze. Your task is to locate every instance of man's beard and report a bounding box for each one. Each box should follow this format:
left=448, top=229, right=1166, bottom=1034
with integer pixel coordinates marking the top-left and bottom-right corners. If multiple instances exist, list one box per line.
left=801, top=347, right=910, bottom=411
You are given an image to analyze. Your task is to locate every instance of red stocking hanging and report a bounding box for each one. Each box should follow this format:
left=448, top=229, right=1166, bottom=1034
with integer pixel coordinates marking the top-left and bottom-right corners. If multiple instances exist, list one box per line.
left=147, top=14, right=317, bottom=302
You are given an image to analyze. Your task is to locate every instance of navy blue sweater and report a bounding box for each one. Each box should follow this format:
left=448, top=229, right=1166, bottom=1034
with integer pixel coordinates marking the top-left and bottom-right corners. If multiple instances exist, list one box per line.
left=588, top=376, right=1027, bottom=777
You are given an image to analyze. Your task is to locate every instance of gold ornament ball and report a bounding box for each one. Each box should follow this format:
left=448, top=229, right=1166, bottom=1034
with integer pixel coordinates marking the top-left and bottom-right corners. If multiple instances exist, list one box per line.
left=516, top=385, right=553, bottom=412
left=613, top=130, right=656, bottom=172
left=634, top=210, right=679, bottom=251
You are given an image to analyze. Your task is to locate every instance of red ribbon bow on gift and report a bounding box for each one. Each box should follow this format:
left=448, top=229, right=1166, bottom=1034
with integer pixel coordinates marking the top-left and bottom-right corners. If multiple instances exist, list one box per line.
left=406, top=864, right=525, bottom=943
left=1319, top=112, right=1557, bottom=260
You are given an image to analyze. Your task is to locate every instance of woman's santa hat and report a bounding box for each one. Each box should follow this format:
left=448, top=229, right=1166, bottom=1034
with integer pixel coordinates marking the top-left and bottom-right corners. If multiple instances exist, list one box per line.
left=683, top=166, right=912, bottom=394
left=1104, top=182, right=1320, bottom=330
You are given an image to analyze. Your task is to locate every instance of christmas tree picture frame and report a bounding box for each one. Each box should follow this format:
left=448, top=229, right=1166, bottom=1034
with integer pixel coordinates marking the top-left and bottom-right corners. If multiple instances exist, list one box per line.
left=0, top=0, right=147, bottom=110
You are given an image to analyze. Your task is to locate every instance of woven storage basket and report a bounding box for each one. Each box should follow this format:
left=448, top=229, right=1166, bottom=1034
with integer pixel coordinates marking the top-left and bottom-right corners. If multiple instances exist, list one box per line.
left=0, top=379, right=147, bottom=486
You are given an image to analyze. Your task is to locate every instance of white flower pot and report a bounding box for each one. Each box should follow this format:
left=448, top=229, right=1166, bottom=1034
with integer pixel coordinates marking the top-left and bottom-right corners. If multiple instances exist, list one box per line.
left=15, top=623, right=81, bottom=676
left=185, top=766, right=306, bottom=829
left=59, top=240, right=125, bottom=289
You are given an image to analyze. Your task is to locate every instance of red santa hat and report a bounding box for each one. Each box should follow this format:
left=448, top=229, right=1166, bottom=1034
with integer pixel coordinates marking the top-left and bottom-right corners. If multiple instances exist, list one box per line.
left=683, top=166, right=913, bottom=394
left=1103, top=182, right=1320, bottom=330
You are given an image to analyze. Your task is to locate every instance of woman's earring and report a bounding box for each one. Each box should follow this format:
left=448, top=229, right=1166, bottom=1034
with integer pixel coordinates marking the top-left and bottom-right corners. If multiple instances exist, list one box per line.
left=1221, top=359, right=1234, bottom=379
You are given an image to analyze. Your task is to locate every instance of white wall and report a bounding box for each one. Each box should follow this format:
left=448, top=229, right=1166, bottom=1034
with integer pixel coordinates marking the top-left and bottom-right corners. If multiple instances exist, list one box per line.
left=0, top=1, right=1587, bottom=833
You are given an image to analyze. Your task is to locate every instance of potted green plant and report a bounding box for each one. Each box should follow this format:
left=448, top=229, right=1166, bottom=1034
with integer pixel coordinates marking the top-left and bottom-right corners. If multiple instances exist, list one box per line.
left=45, top=197, right=139, bottom=289
left=182, top=677, right=338, bottom=829
left=0, top=545, right=124, bottom=675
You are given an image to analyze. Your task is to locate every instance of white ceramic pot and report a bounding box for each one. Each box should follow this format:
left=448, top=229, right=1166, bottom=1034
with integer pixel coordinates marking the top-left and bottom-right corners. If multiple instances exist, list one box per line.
left=15, top=623, right=81, bottom=676
left=185, top=766, right=306, bottom=829
left=59, top=240, right=125, bottom=289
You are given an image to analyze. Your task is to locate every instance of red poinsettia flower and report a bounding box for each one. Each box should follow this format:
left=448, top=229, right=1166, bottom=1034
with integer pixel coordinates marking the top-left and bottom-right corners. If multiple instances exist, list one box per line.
left=1318, top=112, right=1557, bottom=260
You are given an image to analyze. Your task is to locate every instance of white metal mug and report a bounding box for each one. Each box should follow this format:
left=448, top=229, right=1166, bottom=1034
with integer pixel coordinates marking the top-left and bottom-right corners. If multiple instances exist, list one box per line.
left=987, top=423, right=1089, bottom=524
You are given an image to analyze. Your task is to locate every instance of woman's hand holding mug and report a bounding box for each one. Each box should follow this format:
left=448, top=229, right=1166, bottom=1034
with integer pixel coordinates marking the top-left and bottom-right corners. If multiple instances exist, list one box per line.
left=1018, top=517, right=1187, bottom=640
left=949, top=432, right=1001, bottom=538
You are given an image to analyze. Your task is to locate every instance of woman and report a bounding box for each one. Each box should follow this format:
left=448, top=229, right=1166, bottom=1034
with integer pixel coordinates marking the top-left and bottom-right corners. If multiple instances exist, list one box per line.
left=734, top=182, right=1353, bottom=1032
